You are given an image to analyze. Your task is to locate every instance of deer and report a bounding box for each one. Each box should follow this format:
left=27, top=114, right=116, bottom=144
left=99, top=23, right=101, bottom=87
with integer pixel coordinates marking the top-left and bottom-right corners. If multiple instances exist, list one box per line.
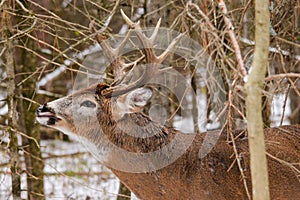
left=36, top=10, right=300, bottom=200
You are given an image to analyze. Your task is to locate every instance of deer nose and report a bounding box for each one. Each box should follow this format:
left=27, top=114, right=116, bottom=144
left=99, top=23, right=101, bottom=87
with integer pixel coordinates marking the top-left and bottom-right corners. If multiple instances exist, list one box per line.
left=37, top=103, right=50, bottom=113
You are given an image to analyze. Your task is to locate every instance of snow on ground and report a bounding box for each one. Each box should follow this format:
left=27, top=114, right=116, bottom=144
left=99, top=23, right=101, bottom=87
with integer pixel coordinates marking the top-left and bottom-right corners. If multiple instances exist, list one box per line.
left=0, top=140, right=120, bottom=200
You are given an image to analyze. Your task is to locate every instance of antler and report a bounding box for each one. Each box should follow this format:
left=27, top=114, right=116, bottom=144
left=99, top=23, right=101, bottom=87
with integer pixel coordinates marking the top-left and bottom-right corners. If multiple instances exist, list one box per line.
left=92, top=9, right=184, bottom=97
left=90, top=21, right=141, bottom=83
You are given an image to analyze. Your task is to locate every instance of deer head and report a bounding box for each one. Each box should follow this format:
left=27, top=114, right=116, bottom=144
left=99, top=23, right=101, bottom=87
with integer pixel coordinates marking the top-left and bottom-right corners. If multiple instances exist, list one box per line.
left=36, top=82, right=155, bottom=162
left=36, top=10, right=189, bottom=171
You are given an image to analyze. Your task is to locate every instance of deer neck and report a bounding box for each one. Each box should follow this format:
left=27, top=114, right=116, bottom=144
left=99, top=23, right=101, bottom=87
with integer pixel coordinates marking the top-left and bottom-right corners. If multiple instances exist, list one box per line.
left=100, top=110, right=177, bottom=153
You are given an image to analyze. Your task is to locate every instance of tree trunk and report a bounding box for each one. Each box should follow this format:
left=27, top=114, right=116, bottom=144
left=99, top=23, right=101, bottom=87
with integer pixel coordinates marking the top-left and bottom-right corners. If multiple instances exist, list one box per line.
left=2, top=3, right=22, bottom=198
left=289, top=2, right=300, bottom=125
left=14, top=1, right=45, bottom=199
left=245, top=0, right=270, bottom=199
left=19, top=43, right=45, bottom=200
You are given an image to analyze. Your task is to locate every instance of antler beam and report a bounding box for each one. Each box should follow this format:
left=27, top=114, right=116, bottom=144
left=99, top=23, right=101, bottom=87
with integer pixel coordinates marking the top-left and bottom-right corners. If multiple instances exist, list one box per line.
left=92, top=10, right=184, bottom=97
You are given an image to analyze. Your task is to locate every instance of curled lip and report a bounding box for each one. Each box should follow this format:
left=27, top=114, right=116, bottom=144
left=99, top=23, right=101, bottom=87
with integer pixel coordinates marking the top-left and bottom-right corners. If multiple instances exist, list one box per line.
left=36, top=111, right=62, bottom=121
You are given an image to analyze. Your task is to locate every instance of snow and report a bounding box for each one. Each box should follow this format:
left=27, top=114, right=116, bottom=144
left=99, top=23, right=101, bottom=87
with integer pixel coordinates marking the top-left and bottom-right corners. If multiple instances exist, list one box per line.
left=0, top=140, right=120, bottom=200
left=241, top=37, right=300, bottom=61
left=36, top=43, right=102, bottom=90
left=270, top=93, right=291, bottom=126
left=0, top=103, right=7, bottom=116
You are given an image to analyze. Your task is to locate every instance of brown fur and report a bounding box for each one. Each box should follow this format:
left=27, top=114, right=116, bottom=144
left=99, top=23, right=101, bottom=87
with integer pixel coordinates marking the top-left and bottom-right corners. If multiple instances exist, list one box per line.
left=111, top=126, right=300, bottom=200
left=95, top=84, right=300, bottom=199
left=37, top=83, right=300, bottom=199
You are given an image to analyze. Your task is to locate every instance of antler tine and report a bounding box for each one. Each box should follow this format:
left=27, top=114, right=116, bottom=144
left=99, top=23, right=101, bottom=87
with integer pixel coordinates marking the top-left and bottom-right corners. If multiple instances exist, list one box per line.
left=149, top=18, right=161, bottom=43
left=101, top=10, right=184, bottom=97
left=120, top=9, right=138, bottom=29
left=90, top=19, right=133, bottom=80
left=101, top=66, right=154, bottom=97
left=96, top=32, right=132, bottom=80
left=156, top=32, right=185, bottom=63
left=121, top=9, right=157, bottom=63
left=122, top=55, right=145, bottom=72
left=89, top=20, right=116, bottom=63
left=121, top=9, right=181, bottom=64
left=111, top=55, right=145, bottom=86
left=97, top=32, right=130, bottom=62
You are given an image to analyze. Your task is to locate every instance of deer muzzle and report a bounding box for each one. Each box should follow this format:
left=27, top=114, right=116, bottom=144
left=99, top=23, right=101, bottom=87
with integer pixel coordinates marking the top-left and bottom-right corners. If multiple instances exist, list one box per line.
left=36, top=103, right=61, bottom=126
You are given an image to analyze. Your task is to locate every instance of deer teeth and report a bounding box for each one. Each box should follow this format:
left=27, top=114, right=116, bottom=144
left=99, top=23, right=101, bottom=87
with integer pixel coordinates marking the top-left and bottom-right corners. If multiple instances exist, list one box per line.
left=36, top=111, right=54, bottom=118
left=36, top=112, right=61, bottom=126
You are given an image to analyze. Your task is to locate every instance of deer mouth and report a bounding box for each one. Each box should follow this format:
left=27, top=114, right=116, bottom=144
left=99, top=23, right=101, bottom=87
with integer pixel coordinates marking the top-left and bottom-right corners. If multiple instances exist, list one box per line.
left=36, top=104, right=62, bottom=126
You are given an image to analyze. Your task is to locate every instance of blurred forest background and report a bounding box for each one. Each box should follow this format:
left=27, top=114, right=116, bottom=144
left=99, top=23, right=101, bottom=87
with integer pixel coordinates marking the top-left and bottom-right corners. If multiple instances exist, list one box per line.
left=0, top=0, right=299, bottom=199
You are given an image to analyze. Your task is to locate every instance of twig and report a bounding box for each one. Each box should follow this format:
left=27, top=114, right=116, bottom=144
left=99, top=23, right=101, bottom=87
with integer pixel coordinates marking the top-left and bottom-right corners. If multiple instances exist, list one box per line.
left=265, top=73, right=300, bottom=82
left=216, top=0, right=247, bottom=78
left=266, top=152, right=300, bottom=176
left=186, top=2, right=220, bottom=39
left=279, top=85, right=290, bottom=126
left=35, top=0, right=146, bottom=92
left=17, top=96, right=41, bottom=106
left=43, top=152, right=88, bottom=160
left=0, top=124, right=40, bottom=148
left=0, top=0, right=6, bottom=8
left=15, top=0, right=30, bottom=12
left=275, top=36, right=300, bottom=48
left=36, top=90, right=64, bottom=98
left=241, top=37, right=300, bottom=61
left=287, top=78, right=300, bottom=97
left=226, top=81, right=251, bottom=200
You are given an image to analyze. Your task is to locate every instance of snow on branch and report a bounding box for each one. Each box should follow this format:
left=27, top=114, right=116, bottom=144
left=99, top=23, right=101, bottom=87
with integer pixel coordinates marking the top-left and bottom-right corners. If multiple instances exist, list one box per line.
left=36, top=44, right=101, bottom=89
left=241, top=37, right=300, bottom=61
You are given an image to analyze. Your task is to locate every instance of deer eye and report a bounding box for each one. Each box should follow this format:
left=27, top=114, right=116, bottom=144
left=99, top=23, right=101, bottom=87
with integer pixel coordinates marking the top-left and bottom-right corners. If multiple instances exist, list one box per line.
left=80, top=100, right=96, bottom=108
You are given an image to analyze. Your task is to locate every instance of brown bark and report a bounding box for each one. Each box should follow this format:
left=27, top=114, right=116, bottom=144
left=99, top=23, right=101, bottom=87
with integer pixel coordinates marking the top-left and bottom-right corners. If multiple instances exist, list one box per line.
left=14, top=1, right=45, bottom=199
left=19, top=47, right=45, bottom=200
left=2, top=2, right=22, bottom=198
left=289, top=2, right=300, bottom=125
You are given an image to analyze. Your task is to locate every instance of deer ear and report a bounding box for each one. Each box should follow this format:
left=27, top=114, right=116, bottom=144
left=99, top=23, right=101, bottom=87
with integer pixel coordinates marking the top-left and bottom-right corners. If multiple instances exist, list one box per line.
left=127, top=87, right=152, bottom=108
left=115, top=87, right=152, bottom=118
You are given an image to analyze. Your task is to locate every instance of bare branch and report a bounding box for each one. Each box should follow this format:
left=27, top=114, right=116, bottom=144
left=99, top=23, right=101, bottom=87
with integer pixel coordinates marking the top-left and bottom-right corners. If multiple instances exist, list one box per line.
left=241, top=37, right=300, bottom=61
left=216, top=0, right=247, bottom=79
left=265, top=73, right=300, bottom=82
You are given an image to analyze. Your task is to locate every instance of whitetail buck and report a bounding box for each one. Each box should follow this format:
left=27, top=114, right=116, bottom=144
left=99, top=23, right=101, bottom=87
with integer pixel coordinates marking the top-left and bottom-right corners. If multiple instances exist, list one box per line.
left=36, top=11, right=300, bottom=200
